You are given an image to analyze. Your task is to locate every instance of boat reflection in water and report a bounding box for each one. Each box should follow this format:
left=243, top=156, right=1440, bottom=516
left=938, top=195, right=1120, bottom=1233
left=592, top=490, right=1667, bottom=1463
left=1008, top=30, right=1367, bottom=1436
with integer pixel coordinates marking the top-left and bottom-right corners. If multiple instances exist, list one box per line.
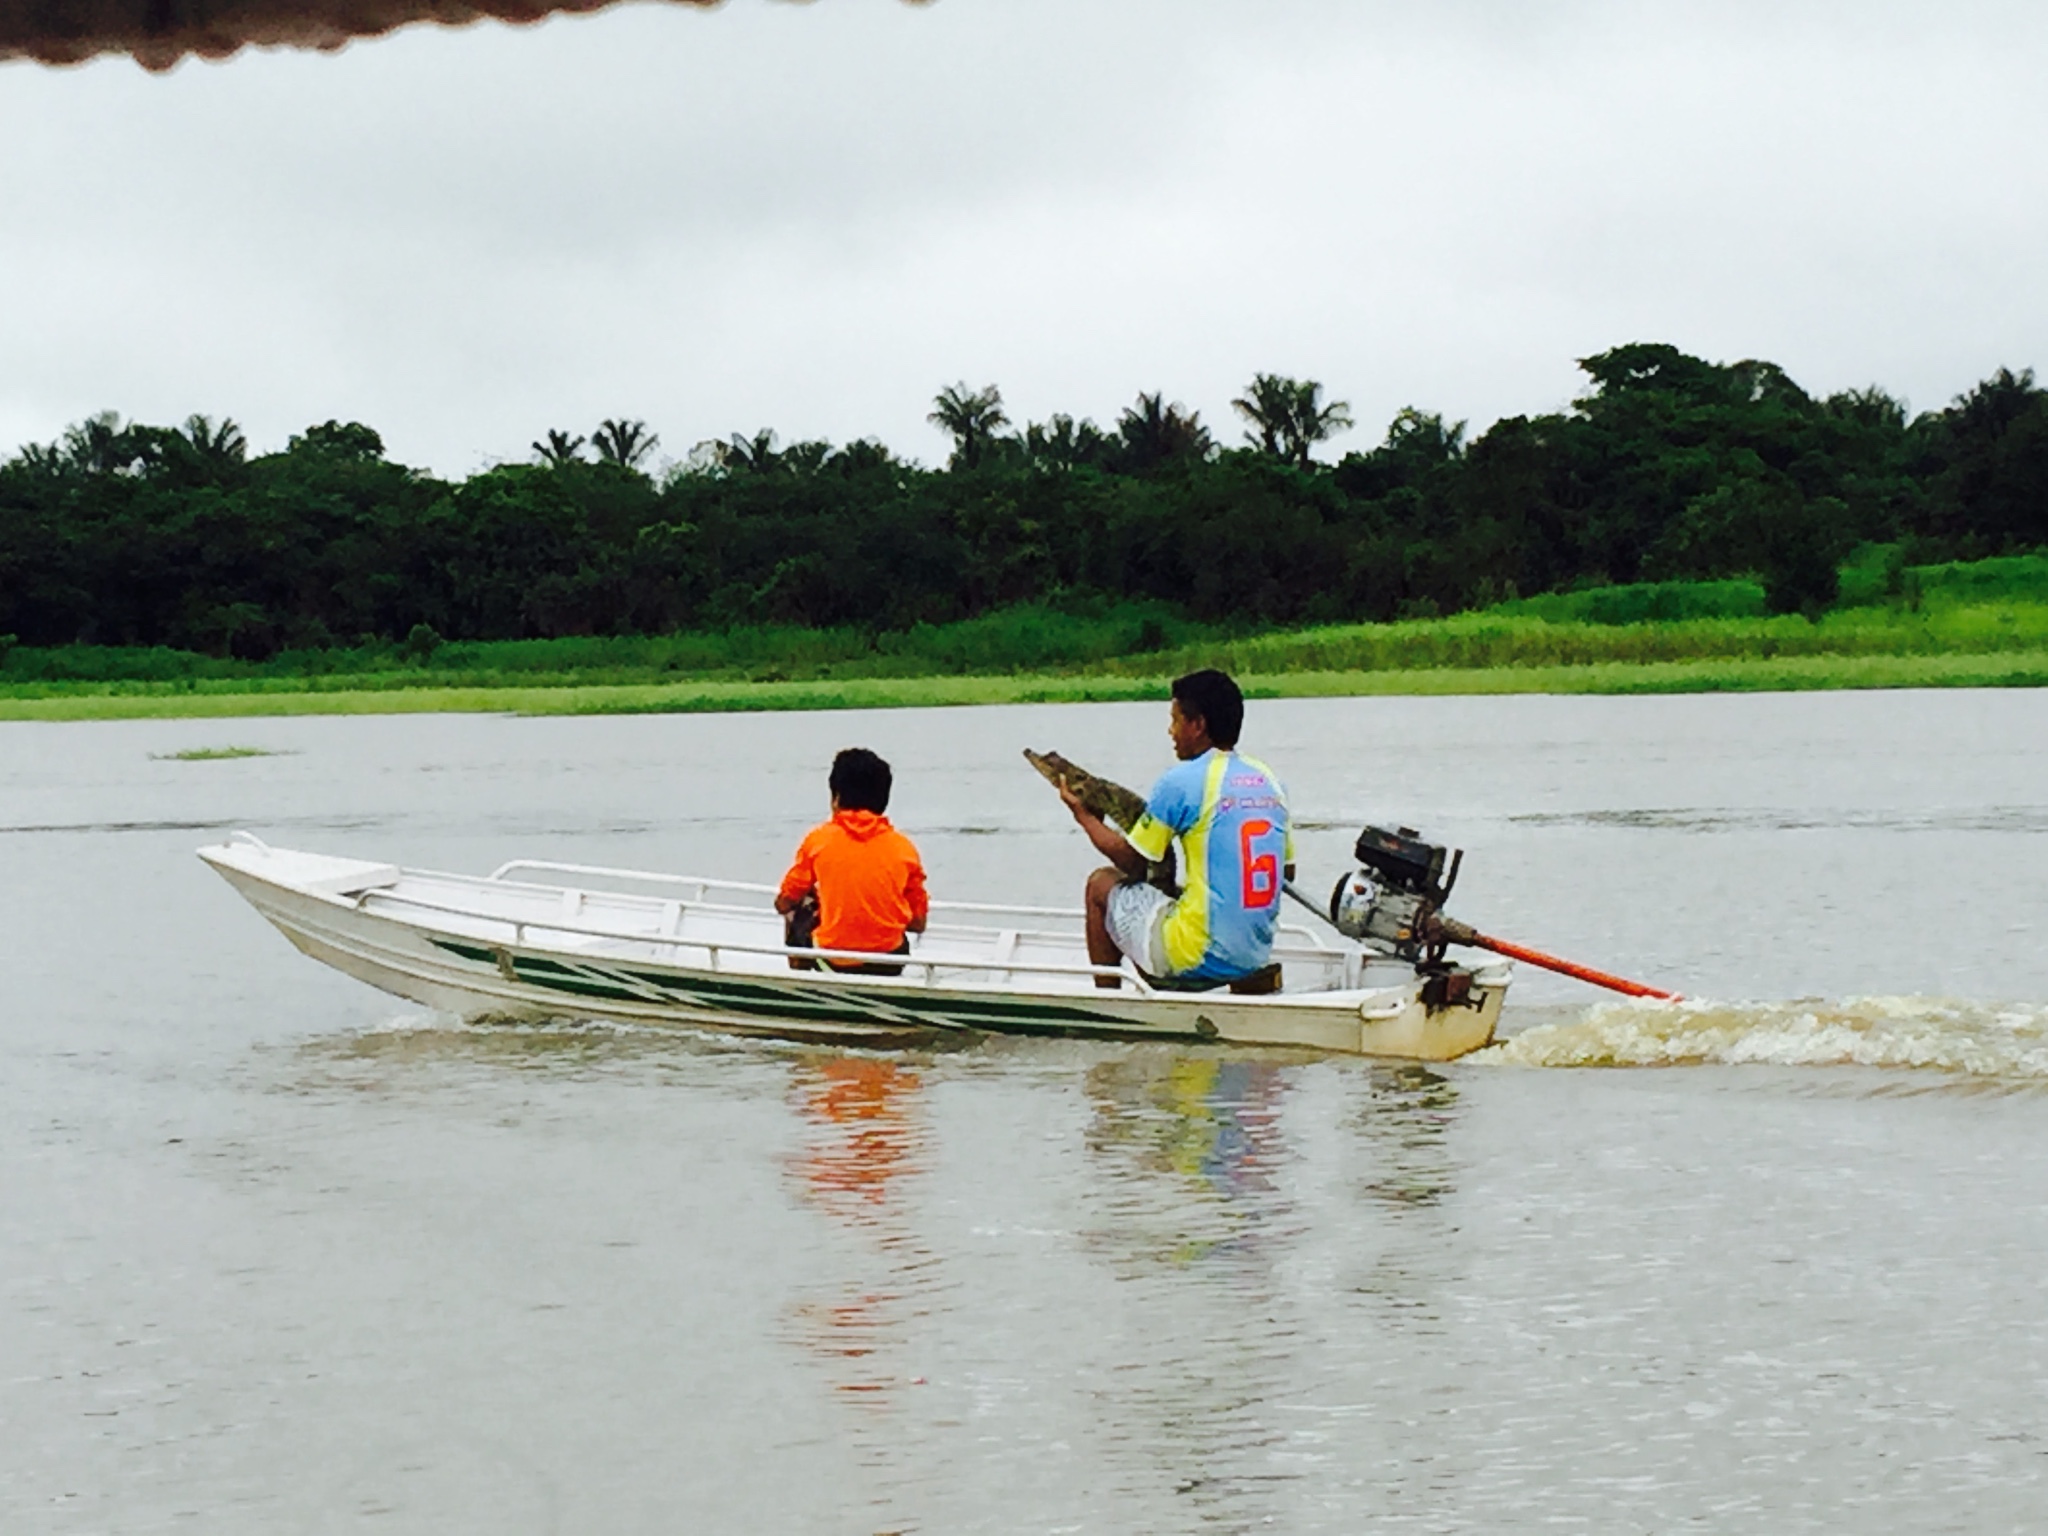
left=1083, top=1054, right=1294, bottom=1273
left=1351, top=1064, right=1460, bottom=1211
left=1079, top=1051, right=1468, bottom=1529
left=1075, top=1052, right=1294, bottom=1529
left=1342, top=1065, right=1464, bottom=1340
left=1079, top=1052, right=1466, bottom=1303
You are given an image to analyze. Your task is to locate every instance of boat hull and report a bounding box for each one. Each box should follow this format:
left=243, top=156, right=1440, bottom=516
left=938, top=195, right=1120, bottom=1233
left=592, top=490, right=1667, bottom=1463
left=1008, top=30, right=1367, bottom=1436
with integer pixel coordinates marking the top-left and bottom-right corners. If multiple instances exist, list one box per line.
left=201, top=842, right=1506, bottom=1061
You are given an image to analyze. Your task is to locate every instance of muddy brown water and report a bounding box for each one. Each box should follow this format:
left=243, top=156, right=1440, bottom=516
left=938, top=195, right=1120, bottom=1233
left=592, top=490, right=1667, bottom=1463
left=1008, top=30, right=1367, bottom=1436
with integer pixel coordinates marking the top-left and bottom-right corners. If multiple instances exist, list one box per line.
left=5, top=690, right=2048, bottom=1532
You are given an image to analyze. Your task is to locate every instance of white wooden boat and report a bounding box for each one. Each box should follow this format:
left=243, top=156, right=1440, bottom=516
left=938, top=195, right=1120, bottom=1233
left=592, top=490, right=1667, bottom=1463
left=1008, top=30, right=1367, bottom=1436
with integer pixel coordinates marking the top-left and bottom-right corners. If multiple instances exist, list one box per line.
left=197, top=833, right=1511, bottom=1060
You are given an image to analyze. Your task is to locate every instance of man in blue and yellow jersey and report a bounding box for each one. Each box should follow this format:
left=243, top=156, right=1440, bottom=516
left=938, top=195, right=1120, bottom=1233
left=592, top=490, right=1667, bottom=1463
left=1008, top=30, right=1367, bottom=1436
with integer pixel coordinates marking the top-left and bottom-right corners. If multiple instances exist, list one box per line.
left=1059, top=669, right=1293, bottom=989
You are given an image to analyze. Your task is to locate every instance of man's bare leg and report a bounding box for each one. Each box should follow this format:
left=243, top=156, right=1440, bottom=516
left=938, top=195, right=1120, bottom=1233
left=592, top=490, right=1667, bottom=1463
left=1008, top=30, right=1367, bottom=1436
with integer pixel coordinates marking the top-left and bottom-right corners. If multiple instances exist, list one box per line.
left=1083, top=866, right=1126, bottom=989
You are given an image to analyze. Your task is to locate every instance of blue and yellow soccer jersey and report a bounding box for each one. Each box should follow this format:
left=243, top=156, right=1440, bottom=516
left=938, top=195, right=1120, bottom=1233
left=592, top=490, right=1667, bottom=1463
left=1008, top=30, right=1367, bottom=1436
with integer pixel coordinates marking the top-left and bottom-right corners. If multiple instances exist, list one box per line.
left=1124, top=750, right=1293, bottom=980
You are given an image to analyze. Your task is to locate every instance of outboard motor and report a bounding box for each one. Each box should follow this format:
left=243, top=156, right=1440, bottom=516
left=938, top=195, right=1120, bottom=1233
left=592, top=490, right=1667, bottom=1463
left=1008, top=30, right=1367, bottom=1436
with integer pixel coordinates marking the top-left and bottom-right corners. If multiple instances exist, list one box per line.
left=1323, top=822, right=1679, bottom=1001
left=1329, top=825, right=1462, bottom=962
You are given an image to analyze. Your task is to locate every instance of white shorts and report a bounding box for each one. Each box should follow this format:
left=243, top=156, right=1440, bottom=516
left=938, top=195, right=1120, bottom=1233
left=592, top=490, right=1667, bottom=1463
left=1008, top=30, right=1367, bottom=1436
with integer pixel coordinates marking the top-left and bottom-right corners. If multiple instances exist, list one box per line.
left=1104, top=880, right=1176, bottom=978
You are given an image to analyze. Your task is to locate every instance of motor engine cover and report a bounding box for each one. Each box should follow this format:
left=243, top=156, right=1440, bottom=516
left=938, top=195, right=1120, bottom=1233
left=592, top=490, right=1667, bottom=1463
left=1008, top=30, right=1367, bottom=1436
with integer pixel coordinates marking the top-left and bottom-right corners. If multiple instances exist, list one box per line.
left=1329, top=873, right=1435, bottom=959
left=1352, top=825, right=1449, bottom=896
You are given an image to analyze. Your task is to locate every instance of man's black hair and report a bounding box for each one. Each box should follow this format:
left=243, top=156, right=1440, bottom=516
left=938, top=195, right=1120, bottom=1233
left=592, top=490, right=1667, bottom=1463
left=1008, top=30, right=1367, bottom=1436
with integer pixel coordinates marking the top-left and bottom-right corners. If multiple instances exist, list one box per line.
left=1171, top=669, right=1244, bottom=748
left=829, top=747, right=893, bottom=813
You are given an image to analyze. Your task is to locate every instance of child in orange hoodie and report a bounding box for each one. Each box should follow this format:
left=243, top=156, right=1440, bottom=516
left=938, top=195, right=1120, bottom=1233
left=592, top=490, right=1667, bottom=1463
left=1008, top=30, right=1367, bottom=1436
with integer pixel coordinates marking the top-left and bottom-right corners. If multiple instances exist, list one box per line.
left=776, top=748, right=929, bottom=973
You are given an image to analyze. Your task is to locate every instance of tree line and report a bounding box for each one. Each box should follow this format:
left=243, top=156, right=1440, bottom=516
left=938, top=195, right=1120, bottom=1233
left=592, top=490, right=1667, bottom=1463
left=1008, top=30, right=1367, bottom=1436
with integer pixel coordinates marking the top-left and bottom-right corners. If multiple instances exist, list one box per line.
left=1, top=342, right=2043, bottom=658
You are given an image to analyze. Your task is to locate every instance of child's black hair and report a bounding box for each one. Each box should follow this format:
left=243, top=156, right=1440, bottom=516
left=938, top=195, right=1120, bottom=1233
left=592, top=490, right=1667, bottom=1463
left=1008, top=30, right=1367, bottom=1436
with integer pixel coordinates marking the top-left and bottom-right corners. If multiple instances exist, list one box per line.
left=829, top=747, right=893, bottom=813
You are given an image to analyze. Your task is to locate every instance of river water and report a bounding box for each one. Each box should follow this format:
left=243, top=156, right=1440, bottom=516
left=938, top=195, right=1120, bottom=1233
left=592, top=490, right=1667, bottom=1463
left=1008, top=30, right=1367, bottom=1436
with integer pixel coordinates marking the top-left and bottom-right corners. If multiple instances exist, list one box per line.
left=5, top=690, right=2047, bottom=1532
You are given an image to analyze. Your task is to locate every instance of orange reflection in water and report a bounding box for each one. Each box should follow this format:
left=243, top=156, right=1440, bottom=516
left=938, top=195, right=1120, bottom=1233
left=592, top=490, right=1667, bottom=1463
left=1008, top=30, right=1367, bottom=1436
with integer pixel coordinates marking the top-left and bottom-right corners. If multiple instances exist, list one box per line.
left=786, top=1057, right=930, bottom=1408
left=790, top=1057, right=923, bottom=1222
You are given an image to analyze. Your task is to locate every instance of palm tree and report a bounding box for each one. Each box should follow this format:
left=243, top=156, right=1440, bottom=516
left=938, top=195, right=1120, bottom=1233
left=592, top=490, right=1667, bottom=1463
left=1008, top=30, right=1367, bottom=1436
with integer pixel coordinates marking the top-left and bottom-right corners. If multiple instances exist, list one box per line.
left=1116, top=392, right=1212, bottom=472
left=1233, top=373, right=1355, bottom=467
left=532, top=429, right=586, bottom=467
left=780, top=440, right=832, bottom=475
left=927, top=383, right=1009, bottom=470
left=63, top=411, right=141, bottom=475
left=591, top=418, right=659, bottom=469
left=1383, top=406, right=1467, bottom=463
left=12, top=440, right=64, bottom=476
left=1231, top=373, right=1297, bottom=458
left=127, top=413, right=248, bottom=484
left=716, top=429, right=780, bottom=474
left=1024, top=413, right=1112, bottom=472
left=180, top=414, right=247, bottom=467
left=1283, top=379, right=1354, bottom=467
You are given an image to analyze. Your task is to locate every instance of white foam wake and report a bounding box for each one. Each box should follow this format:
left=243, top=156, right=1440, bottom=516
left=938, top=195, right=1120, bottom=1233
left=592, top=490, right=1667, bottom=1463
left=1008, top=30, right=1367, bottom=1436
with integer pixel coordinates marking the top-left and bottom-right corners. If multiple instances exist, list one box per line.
left=1474, top=996, right=2048, bottom=1077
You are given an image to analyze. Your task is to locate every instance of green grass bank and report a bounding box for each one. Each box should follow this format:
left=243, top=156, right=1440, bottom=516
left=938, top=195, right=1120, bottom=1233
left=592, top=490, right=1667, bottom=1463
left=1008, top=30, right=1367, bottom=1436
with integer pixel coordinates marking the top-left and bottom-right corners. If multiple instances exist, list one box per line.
left=5, top=550, right=2045, bottom=722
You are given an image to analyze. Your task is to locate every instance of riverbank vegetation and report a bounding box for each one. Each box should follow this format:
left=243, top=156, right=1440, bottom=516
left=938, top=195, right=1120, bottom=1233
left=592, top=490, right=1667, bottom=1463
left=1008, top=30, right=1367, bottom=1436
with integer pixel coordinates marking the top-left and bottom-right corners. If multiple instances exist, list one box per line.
left=3, top=342, right=2043, bottom=718
left=4, top=552, right=2044, bottom=720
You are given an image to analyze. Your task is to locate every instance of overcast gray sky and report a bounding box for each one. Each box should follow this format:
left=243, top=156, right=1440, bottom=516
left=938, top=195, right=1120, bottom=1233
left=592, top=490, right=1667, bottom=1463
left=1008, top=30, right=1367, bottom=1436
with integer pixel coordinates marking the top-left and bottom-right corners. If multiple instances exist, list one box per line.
left=2, top=0, right=2045, bottom=475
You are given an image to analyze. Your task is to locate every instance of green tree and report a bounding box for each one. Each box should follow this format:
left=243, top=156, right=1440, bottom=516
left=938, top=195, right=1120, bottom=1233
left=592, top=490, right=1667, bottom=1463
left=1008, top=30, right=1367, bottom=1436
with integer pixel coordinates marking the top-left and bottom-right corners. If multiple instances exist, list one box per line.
left=63, top=411, right=145, bottom=475
left=532, top=430, right=586, bottom=467
left=1926, top=368, right=2048, bottom=550
left=592, top=418, right=659, bottom=470
left=1232, top=373, right=1294, bottom=458
left=3, top=342, right=2036, bottom=657
left=1023, top=414, right=1113, bottom=472
left=181, top=414, right=246, bottom=465
left=714, top=430, right=781, bottom=474
left=1116, top=392, right=1212, bottom=472
left=1382, top=407, right=1466, bottom=465
left=1575, top=342, right=1730, bottom=401
left=289, top=421, right=386, bottom=461
left=1232, top=373, right=1354, bottom=466
left=928, top=383, right=1009, bottom=470
left=138, top=414, right=249, bottom=488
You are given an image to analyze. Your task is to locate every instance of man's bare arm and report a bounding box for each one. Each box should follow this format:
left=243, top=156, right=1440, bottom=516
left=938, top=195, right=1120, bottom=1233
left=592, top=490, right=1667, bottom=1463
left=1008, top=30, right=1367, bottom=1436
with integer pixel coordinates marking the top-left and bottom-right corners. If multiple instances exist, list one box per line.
left=1060, top=783, right=1150, bottom=879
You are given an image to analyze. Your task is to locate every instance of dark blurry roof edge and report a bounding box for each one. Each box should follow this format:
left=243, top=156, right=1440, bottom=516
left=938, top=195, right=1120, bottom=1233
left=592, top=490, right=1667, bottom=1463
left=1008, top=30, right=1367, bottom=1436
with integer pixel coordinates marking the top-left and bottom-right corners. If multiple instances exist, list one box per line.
left=1, top=0, right=734, bottom=70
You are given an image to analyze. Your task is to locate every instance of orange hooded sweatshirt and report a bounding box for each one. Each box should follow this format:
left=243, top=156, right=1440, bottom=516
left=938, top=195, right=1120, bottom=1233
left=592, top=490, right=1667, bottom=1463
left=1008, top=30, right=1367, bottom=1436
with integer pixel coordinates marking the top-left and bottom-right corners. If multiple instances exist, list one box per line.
left=778, top=809, right=930, bottom=956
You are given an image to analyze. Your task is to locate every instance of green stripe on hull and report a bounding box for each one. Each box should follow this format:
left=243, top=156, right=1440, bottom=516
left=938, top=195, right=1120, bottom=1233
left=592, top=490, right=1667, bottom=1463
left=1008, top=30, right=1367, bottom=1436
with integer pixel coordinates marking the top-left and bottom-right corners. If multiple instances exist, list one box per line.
left=613, top=966, right=1124, bottom=1027
left=425, top=937, right=1175, bottom=1037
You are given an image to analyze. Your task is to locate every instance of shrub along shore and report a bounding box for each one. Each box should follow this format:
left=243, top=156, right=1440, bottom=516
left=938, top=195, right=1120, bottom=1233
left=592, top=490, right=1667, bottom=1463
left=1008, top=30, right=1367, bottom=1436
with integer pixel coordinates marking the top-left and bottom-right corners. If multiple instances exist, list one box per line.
left=3, top=553, right=2044, bottom=722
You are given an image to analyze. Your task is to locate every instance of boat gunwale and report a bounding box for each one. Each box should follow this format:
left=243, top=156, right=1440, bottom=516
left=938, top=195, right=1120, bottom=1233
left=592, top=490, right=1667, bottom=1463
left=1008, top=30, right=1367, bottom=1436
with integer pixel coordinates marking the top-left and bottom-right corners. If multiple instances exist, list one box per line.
left=481, top=857, right=1349, bottom=951
left=362, top=882, right=1173, bottom=992
left=360, top=890, right=1402, bottom=1007
left=485, top=857, right=1091, bottom=922
left=204, top=842, right=1414, bottom=1008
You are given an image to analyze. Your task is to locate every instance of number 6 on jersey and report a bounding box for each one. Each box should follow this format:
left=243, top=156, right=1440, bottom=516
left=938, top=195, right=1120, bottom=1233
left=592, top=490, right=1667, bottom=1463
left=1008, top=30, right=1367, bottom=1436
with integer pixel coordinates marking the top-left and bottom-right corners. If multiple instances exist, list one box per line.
left=1239, top=817, right=1279, bottom=909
